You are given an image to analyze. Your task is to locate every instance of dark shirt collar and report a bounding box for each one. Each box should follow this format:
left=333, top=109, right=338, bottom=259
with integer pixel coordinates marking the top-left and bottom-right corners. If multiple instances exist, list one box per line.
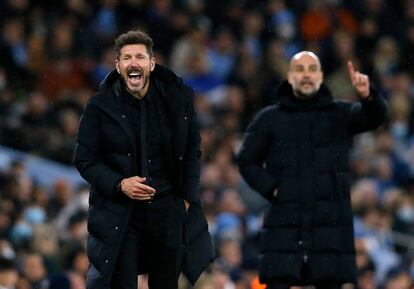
left=122, top=78, right=155, bottom=105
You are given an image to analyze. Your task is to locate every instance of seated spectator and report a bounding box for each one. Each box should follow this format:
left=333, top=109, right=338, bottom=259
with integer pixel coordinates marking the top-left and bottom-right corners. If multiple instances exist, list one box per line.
left=0, top=257, right=17, bottom=289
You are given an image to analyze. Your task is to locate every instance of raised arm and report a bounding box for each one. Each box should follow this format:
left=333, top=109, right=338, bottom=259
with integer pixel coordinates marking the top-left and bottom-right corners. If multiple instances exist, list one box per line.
left=346, top=61, right=387, bottom=134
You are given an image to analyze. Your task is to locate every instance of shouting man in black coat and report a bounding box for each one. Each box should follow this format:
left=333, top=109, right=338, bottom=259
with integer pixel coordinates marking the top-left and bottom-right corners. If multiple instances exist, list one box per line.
left=73, top=30, right=214, bottom=289
left=236, top=51, right=387, bottom=289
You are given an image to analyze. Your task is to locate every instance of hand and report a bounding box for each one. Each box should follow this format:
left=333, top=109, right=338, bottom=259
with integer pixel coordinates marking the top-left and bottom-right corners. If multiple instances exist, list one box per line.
left=120, top=176, right=156, bottom=200
left=184, top=200, right=190, bottom=212
left=347, top=61, right=370, bottom=99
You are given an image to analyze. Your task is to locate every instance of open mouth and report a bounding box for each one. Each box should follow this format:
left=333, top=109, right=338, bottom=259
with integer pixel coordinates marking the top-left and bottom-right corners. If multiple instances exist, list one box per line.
left=301, top=82, right=313, bottom=87
left=128, top=70, right=143, bottom=82
left=126, top=69, right=144, bottom=88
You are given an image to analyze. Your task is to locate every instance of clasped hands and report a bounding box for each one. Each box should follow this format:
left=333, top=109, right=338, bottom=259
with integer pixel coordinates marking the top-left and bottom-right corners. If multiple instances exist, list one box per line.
left=119, top=176, right=190, bottom=210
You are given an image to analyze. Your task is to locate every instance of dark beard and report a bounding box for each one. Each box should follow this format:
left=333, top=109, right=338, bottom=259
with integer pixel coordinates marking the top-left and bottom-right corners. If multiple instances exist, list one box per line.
left=120, top=73, right=150, bottom=99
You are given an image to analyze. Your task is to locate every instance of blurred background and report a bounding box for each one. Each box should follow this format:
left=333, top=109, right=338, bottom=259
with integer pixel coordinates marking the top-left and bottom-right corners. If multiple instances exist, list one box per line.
left=0, top=0, right=414, bottom=288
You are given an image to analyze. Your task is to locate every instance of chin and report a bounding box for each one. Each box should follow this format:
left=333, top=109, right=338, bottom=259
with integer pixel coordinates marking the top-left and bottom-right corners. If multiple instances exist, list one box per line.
left=128, top=86, right=143, bottom=94
left=303, top=92, right=314, bottom=97
left=302, top=89, right=317, bottom=96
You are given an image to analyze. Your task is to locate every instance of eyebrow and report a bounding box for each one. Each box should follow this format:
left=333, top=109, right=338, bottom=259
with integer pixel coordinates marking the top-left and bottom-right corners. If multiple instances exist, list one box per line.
left=122, top=52, right=147, bottom=57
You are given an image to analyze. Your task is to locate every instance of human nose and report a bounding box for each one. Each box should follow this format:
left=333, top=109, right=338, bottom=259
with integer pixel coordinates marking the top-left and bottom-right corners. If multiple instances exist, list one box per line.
left=302, top=69, right=311, bottom=77
left=130, top=59, right=138, bottom=66
left=129, top=57, right=140, bottom=66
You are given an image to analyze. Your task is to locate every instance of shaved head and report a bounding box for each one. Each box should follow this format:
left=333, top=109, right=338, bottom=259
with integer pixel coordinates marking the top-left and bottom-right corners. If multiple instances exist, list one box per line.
left=289, top=51, right=321, bottom=69
left=287, top=51, right=323, bottom=99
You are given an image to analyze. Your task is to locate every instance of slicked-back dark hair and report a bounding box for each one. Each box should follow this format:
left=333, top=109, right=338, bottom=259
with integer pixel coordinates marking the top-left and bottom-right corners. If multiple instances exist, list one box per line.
left=114, top=30, right=154, bottom=60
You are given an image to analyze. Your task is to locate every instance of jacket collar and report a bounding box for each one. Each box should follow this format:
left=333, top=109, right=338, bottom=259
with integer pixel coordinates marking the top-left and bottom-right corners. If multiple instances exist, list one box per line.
left=96, top=64, right=183, bottom=109
left=92, top=64, right=187, bottom=143
left=277, top=80, right=334, bottom=110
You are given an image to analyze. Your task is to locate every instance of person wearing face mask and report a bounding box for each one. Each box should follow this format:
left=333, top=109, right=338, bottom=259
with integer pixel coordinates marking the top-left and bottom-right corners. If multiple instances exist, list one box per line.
left=236, top=51, right=387, bottom=289
left=73, top=30, right=214, bottom=289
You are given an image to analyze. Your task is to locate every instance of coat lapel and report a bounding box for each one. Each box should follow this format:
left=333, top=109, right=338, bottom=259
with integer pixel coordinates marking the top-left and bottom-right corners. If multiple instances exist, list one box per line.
left=95, top=76, right=136, bottom=146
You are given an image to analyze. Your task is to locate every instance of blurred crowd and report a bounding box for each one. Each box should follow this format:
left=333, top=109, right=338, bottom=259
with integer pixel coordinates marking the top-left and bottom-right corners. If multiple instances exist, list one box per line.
left=0, top=0, right=414, bottom=288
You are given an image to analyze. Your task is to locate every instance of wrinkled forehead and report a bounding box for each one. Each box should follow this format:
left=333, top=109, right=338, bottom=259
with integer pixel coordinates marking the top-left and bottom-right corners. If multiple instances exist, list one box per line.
left=289, top=52, right=321, bottom=70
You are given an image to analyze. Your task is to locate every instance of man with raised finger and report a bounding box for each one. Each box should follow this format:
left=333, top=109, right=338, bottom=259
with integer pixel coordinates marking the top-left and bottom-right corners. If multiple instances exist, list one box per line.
left=73, top=30, right=214, bottom=289
left=236, top=51, right=387, bottom=289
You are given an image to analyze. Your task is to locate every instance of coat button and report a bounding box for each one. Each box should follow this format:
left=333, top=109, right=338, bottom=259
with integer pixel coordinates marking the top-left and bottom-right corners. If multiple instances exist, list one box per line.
left=298, top=240, right=303, bottom=246
left=184, top=116, right=188, bottom=120
left=115, top=226, right=119, bottom=230
left=105, top=259, right=109, bottom=263
left=121, top=115, right=126, bottom=118
left=127, top=153, right=131, bottom=157
left=179, top=156, right=183, bottom=160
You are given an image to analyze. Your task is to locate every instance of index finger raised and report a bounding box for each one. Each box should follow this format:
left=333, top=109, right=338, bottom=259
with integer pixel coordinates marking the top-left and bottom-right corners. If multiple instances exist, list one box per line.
left=347, top=61, right=355, bottom=78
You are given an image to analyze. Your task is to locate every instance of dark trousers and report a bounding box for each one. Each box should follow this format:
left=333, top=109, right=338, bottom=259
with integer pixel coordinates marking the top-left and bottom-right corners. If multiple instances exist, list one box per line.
left=110, top=194, right=186, bottom=289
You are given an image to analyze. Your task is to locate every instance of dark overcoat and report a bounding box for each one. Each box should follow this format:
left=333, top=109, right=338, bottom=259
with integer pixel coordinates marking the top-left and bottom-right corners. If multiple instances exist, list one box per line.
left=73, top=64, right=214, bottom=289
left=236, top=81, right=387, bottom=285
